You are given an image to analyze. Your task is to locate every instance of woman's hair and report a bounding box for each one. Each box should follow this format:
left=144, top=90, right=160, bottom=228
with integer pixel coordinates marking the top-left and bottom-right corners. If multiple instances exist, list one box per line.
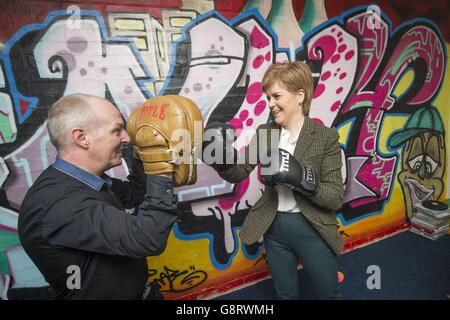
left=262, top=61, right=314, bottom=116
left=47, top=93, right=98, bottom=154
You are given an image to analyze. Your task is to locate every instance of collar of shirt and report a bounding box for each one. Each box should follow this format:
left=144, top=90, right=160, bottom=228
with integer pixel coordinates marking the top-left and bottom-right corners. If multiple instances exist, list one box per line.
left=280, top=127, right=301, bottom=145
left=52, top=157, right=112, bottom=191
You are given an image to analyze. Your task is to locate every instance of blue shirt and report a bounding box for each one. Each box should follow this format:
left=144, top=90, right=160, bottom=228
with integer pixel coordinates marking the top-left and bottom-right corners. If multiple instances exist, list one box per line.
left=52, top=157, right=112, bottom=191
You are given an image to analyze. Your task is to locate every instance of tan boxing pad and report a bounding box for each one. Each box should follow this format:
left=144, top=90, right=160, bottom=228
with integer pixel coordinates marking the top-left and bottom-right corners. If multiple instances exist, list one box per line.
left=127, top=95, right=203, bottom=186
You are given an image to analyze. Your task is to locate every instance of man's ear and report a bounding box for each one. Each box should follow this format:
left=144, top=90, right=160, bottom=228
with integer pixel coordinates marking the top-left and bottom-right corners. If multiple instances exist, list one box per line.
left=71, top=127, right=89, bottom=149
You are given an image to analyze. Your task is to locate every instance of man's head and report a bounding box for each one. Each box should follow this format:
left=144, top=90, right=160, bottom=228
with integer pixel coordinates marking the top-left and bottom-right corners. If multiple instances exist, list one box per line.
left=47, top=94, right=130, bottom=175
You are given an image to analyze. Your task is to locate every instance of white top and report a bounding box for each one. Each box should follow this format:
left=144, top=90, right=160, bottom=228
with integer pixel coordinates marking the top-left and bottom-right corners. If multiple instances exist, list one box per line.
left=276, top=126, right=302, bottom=213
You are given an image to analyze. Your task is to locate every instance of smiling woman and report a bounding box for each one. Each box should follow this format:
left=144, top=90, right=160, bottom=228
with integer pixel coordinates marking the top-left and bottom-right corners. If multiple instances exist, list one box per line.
left=265, top=81, right=304, bottom=134
left=262, top=62, right=314, bottom=138
left=202, top=61, right=345, bottom=300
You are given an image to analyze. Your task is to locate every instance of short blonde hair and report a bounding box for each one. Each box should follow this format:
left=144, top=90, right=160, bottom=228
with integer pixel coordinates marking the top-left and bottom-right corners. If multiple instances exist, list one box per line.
left=262, top=61, right=314, bottom=116
left=47, top=94, right=98, bottom=154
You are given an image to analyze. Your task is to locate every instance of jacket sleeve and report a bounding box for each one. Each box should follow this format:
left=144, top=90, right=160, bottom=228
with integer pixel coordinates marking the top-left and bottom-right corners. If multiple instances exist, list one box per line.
left=109, top=157, right=146, bottom=209
left=215, top=125, right=263, bottom=183
left=42, top=175, right=178, bottom=258
left=309, top=129, right=344, bottom=211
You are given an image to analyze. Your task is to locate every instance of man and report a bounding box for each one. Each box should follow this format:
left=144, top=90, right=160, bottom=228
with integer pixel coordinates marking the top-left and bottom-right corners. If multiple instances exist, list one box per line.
left=18, top=94, right=179, bottom=299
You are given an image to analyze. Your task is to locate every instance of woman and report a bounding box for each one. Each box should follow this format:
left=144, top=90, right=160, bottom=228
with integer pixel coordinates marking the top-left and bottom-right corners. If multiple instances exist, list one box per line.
left=204, top=61, right=344, bottom=299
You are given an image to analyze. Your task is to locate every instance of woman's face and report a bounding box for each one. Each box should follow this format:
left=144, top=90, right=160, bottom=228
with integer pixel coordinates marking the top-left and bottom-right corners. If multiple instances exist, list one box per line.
left=265, top=81, right=304, bottom=128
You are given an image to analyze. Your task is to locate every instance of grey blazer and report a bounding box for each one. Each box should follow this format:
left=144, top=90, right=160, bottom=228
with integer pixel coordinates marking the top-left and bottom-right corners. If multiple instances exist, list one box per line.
left=217, top=116, right=344, bottom=255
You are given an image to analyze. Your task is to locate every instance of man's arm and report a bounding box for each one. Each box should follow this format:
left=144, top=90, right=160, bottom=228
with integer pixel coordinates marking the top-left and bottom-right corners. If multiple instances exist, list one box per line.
left=110, top=156, right=146, bottom=209
left=41, top=175, right=178, bottom=258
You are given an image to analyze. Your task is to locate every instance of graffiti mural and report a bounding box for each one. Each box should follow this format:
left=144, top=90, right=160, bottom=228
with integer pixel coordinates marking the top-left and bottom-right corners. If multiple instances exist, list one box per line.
left=0, top=0, right=448, bottom=300
left=149, top=265, right=208, bottom=293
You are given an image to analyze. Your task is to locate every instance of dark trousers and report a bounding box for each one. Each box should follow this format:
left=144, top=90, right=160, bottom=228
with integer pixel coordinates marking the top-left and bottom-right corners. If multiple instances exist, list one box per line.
left=264, top=212, right=341, bottom=300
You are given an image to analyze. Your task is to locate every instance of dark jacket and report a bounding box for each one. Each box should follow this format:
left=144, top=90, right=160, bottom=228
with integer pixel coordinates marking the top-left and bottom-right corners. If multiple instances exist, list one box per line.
left=18, top=157, right=177, bottom=299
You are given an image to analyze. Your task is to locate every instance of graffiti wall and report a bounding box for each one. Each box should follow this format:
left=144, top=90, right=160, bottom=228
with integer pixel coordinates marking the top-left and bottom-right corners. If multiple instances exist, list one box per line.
left=0, top=0, right=448, bottom=299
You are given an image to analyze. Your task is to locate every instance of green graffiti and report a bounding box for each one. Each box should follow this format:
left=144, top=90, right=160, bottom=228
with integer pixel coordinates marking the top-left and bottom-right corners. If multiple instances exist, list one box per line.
left=0, top=229, right=20, bottom=274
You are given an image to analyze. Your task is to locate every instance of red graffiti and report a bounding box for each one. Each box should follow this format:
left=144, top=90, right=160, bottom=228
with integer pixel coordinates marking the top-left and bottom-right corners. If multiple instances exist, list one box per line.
left=140, top=103, right=170, bottom=120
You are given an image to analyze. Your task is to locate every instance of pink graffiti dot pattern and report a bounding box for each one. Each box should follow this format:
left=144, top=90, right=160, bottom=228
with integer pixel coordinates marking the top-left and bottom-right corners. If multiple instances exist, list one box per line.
left=254, top=100, right=266, bottom=116
left=339, top=72, right=347, bottom=80
left=246, top=118, right=253, bottom=126
left=331, top=54, right=341, bottom=64
left=321, top=71, right=331, bottom=81
left=250, top=26, right=269, bottom=49
left=265, top=51, right=271, bottom=61
left=246, top=82, right=263, bottom=104
left=229, top=118, right=243, bottom=134
left=345, top=50, right=355, bottom=60
left=331, top=101, right=341, bottom=112
left=311, top=118, right=324, bottom=125
left=338, top=44, right=347, bottom=53
left=336, top=87, right=343, bottom=94
left=253, top=55, right=264, bottom=69
left=239, top=110, right=249, bottom=121
left=313, top=83, right=325, bottom=98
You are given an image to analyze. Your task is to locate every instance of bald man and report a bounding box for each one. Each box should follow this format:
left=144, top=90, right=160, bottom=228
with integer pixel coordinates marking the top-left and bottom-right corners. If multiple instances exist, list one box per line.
left=19, top=94, right=177, bottom=300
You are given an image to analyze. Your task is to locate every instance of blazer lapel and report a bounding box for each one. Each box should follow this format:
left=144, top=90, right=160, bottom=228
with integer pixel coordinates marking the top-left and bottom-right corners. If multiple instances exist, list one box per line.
left=265, top=122, right=281, bottom=151
left=293, top=117, right=315, bottom=160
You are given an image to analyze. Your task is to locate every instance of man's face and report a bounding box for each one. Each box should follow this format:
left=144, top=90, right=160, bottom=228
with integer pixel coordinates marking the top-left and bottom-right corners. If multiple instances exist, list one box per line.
left=86, top=99, right=130, bottom=174
left=398, top=132, right=445, bottom=219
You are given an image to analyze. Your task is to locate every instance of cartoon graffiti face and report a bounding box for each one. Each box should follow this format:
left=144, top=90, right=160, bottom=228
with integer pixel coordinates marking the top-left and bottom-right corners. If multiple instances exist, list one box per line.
left=398, top=132, right=445, bottom=219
